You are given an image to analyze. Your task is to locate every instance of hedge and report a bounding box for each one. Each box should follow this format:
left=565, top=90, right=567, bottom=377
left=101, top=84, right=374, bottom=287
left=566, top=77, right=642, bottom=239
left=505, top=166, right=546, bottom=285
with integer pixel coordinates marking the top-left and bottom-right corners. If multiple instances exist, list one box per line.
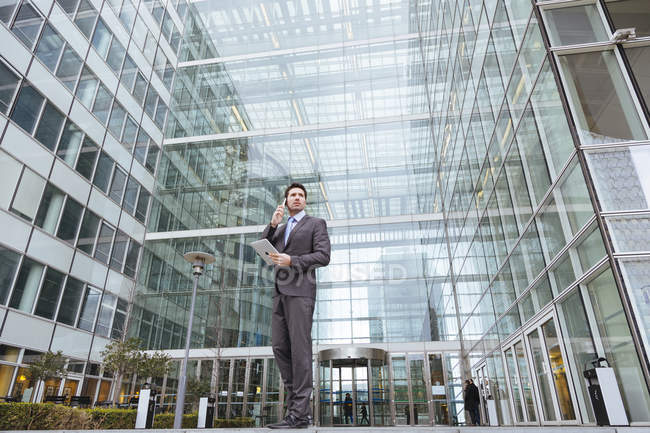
left=0, top=403, right=255, bottom=430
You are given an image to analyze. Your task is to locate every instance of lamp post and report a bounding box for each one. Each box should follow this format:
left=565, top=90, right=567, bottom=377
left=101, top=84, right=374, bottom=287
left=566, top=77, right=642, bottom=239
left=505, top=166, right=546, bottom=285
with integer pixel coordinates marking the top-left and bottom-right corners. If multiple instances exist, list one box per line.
left=174, top=251, right=216, bottom=429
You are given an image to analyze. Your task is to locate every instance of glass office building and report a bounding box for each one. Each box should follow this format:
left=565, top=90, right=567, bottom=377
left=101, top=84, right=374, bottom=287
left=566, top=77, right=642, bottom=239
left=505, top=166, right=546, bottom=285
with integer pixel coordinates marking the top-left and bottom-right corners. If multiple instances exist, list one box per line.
left=0, top=0, right=650, bottom=427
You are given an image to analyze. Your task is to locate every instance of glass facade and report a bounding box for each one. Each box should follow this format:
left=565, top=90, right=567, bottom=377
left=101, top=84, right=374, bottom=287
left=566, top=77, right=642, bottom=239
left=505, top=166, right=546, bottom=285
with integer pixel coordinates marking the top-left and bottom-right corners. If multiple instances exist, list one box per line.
left=0, top=0, right=649, bottom=427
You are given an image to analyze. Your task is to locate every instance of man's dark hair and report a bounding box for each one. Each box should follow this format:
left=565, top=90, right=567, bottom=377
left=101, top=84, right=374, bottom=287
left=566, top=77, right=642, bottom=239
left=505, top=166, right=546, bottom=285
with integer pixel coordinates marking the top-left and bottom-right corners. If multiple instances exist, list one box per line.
left=284, top=182, right=307, bottom=200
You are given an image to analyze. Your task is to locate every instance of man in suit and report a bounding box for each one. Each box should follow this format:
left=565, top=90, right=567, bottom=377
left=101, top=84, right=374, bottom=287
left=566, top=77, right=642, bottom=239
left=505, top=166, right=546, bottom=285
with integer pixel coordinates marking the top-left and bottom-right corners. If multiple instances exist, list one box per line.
left=262, top=182, right=331, bottom=429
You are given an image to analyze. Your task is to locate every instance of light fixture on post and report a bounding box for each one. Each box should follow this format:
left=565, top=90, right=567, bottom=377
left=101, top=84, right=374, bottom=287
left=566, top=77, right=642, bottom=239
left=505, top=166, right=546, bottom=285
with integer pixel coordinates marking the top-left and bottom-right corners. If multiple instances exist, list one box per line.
left=173, top=251, right=216, bottom=429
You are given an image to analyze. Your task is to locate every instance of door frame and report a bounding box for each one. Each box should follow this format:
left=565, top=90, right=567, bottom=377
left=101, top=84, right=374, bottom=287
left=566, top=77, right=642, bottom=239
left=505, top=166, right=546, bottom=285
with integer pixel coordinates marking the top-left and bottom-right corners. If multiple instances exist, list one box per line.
left=523, top=310, right=581, bottom=425
left=502, top=336, right=539, bottom=425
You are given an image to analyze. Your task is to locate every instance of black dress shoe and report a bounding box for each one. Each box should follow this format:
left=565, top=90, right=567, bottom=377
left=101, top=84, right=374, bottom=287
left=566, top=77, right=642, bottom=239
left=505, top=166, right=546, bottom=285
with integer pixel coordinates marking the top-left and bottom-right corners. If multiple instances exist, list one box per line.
left=267, top=414, right=309, bottom=429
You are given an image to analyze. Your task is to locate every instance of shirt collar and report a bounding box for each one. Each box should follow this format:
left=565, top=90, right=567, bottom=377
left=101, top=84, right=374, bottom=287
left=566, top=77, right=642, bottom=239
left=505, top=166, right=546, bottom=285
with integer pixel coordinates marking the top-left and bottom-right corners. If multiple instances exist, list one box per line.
left=289, top=210, right=306, bottom=222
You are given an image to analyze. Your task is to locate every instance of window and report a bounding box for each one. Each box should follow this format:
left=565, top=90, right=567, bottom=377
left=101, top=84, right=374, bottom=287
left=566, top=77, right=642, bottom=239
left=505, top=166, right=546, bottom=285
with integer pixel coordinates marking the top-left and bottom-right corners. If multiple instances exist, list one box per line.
left=57, top=276, right=84, bottom=325
left=91, top=19, right=111, bottom=58
left=124, top=239, right=140, bottom=278
left=122, top=115, right=138, bottom=149
left=559, top=50, right=647, bottom=144
left=55, top=0, right=79, bottom=16
left=56, top=47, right=83, bottom=90
left=120, top=55, right=137, bottom=90
left=11, top=167, right=46, bottom=221
left=94, top=222, right=115, bottom=264
left=34, top=183, right=65, bottom=234
left=145, top=145, right=159, bottom=173
left=0, top=246, right=21, bottom=305
left=34, top=102, right=65, bottom=151
left=111, top=297, right=128, bottom=339
left=625, top=46, right=650, bottom=117
left=77, top=286, right=101, bottom=331
left=543, top=4, right=608, bottom=46
left=56, top=196, right=84, bottom=244
left=107, top=101, right=126, bottom=139
left=35, top=25, right=64, bottom=71
left=56, top=121, right=83, bottom=166
left=106, top=38, right=126, bottom=74
left=11, top=84, right=45, bottom=134
left=108, top=166, right=127, bottom=203
left=92, top=84, right=112, bottom=124
left=135, top=189, right=150, bottom=223
left=144, top=85, right=158, bottom=117
left=123, top=177, right=139, bottom=214
left=109, top=230, right=128, bottom=271
left=11, top=2, right=44, bottom=49
left=74, top=0, right=97, bottom=38
left=76, top=67, right=99, bottom=109
left=75, top=137, right=99, bottom=180
left=95, top=292, right=116, bottom=337
left=118, top=0, right=136, bottom=32
left=133, top=72, right=147, bottom=105
left=604, top=0, right=650, bottom=38
left=134, top=129, right=149, bottom=164
left=0, top=60, right=20, bottom=114
left=131, top=15, right=147, bottom=50
left=9, top=258, right=45, bottom=313
left=34, top=268, right=65, bottom=319
left=154, top=100, right=168, bottom=128
left=77, top=209, right=100, bottom=254
left=0, top=0, right=19, bottom=24
left=92, top=151, right=114, bottom=193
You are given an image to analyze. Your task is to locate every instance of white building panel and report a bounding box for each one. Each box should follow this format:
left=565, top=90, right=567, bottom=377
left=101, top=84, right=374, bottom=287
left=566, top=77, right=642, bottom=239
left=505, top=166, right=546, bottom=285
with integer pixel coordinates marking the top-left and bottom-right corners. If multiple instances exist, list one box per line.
left=27, top=230, right=75, bottom=272
left=1, top=311, right=54, bottom=351
left=70, top=252, right=108, bottom=288
left=2, top=123, right=54, bottom=178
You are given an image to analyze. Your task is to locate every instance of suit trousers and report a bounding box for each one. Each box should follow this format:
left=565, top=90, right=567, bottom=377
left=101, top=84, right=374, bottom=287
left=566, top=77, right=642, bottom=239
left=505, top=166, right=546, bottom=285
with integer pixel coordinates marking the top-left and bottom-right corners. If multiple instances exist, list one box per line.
left=272, top=294, right=315, bottom=420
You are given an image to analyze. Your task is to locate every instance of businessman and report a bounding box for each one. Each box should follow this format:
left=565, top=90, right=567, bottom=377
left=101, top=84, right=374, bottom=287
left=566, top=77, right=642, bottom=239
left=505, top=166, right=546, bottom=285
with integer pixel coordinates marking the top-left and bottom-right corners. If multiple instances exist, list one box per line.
left=262, top=183, right=331, bottom=429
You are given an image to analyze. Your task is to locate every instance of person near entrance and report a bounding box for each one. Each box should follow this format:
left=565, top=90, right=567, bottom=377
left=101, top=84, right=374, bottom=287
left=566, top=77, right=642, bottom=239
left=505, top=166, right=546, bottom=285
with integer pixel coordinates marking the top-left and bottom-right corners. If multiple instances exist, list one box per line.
left=344, top=393, right=353, bottom=424
left=262, top=183, right=331, bottom=429
left=464, top=379, right=481, bottom=426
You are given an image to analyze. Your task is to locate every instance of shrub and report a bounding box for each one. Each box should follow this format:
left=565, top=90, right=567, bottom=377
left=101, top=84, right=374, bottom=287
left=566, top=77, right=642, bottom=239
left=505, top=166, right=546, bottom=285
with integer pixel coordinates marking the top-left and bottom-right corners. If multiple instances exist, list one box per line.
left=86, top=408, right=137, bottom=429
left=0, top=403, right=89, bottom=430
left=0, top=403, right=255, bottom=429
left=151, top=412, right=197, bottom=428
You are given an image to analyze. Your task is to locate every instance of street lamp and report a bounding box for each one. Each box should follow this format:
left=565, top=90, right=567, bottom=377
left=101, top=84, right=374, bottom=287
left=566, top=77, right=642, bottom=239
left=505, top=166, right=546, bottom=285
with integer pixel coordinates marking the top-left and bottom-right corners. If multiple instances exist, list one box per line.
left=174, top=251, right=216, bottom=429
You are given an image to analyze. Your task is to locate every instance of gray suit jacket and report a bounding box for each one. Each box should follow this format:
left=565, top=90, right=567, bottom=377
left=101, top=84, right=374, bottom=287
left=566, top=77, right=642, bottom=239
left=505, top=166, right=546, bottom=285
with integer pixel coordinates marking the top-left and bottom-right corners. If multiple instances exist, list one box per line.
left=261, top=214, right=331, bottom=298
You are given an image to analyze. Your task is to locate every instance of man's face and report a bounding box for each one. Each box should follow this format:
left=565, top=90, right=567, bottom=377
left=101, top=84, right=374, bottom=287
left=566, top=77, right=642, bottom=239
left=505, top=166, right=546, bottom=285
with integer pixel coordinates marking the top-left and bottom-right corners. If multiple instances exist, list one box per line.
left=286, top=187, right=306, bottom=212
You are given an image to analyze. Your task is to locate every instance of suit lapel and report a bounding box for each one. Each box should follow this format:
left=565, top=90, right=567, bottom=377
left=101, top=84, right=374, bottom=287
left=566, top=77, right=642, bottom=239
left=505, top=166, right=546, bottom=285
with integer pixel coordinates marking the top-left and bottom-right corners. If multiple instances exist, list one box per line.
left=275, top=223, right=288, bottom=248
left=283, top=215, right=308, bottom=250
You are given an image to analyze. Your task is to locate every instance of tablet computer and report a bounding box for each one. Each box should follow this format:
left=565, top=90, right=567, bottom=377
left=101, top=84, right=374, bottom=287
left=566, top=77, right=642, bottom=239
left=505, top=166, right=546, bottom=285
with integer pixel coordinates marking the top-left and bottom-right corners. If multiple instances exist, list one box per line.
left=250, top=239, right=279, bottom=266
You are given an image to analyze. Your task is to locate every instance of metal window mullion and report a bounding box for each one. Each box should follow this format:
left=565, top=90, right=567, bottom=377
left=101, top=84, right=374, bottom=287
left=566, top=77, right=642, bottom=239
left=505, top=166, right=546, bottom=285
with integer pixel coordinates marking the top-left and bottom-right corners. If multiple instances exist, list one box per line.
left=367, top=360, right=373, bottom=426
left=242, top=358, right=250, bottom=418
left=260, top=358, right=268, bottom=425
left=422, top=353, right=434, bottom=425
left=225, top=358, right=234, bottom=419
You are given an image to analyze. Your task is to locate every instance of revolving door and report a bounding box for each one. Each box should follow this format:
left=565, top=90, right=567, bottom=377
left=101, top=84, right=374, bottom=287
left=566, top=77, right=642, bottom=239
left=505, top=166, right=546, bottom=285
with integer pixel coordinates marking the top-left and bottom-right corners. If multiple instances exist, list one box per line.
left=317, top=347, right=388, bottom=426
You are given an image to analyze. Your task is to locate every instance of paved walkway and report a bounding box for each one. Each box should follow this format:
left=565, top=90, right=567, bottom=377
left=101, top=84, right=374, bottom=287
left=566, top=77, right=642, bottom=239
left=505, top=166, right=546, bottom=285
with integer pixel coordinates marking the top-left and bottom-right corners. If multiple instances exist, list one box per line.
left=9, top=427, right=650, bottom=433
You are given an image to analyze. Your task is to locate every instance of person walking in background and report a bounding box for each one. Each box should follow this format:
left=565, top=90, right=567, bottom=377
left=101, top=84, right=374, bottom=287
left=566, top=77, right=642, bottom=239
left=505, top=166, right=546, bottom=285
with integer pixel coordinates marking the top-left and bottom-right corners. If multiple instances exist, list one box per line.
left=359, top=404, right=369, bottom=424
left=262, top=183, right=331, bottom=429
left=464, top=379, right=481, bottom=426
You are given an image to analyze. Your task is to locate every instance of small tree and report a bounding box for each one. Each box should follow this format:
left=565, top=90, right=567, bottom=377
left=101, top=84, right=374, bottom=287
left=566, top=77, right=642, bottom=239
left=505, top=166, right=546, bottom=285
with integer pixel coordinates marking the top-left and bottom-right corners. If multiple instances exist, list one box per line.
left=186, top=376, right=211, bottom=412
left=100, top=337, right=142, bottom=407
left=137, top=351, right=172, bottom=385
left=26, top=350, right=67, bottom=402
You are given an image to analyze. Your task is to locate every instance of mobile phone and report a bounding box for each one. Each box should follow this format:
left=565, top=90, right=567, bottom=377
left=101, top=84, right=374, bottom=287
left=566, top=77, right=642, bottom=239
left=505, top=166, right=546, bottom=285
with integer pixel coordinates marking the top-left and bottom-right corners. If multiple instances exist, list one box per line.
left=282, top=198, right=287, bottom=208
